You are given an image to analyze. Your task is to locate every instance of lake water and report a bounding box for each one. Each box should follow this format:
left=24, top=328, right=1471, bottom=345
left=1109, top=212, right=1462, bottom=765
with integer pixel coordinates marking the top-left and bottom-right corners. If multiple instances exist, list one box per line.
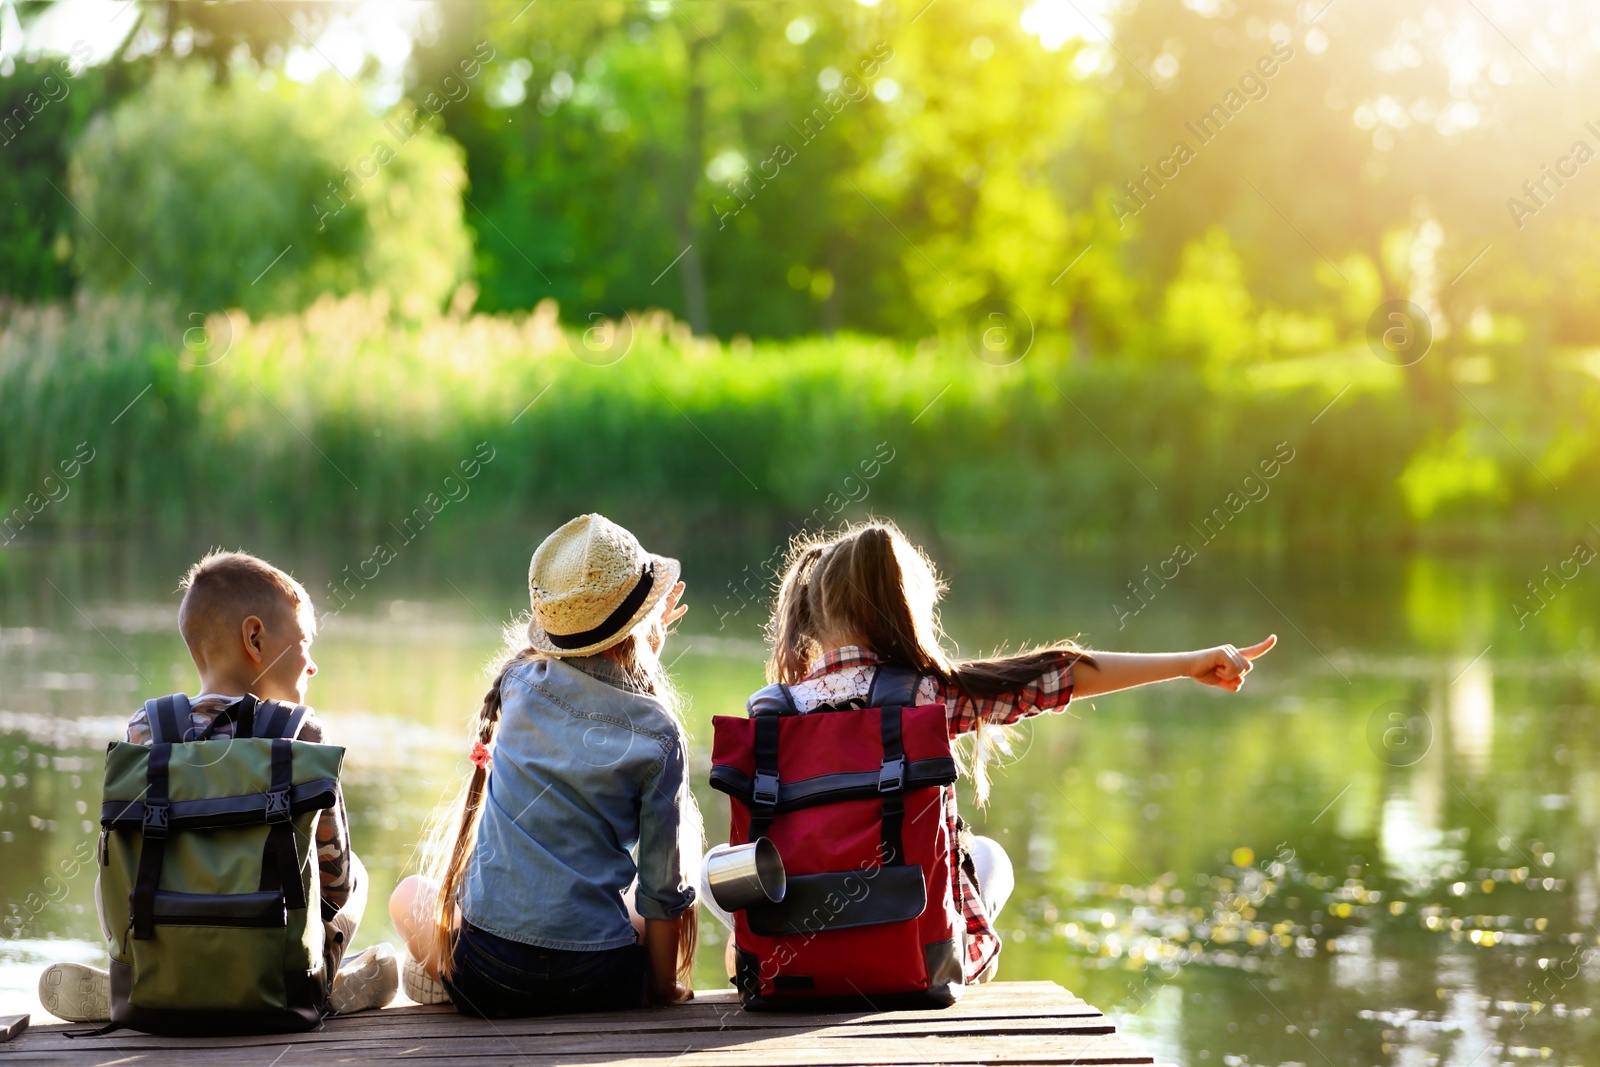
left=2, top=530, right=1596, bottom=1065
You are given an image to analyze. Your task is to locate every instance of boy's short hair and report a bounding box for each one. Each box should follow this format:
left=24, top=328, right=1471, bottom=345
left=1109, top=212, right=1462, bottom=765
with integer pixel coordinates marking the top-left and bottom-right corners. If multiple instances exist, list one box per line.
left=178, top=551, right=315, bottom=651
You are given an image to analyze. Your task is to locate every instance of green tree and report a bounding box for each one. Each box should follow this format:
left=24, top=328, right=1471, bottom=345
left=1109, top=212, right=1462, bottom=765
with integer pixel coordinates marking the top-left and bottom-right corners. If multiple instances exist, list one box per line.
left=0, top=47, right=106, bottom=301
left=409, top=0, right=1110, bottom=342
left=68, top=64, right=470, bottom=316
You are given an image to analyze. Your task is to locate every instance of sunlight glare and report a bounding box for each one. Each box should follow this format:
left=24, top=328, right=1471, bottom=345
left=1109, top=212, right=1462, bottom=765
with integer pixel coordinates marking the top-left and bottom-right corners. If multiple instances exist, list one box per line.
left=284, top=0, right=423, bottom=111
left=13, top=0, right=135, bottom=63
left=1021, top=0, right=1118, bottom=53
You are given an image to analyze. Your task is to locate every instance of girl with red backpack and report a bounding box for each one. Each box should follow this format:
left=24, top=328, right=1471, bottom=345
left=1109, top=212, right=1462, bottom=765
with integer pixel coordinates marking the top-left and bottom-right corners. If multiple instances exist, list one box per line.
left=706, top=520, right=1274, bottom=1005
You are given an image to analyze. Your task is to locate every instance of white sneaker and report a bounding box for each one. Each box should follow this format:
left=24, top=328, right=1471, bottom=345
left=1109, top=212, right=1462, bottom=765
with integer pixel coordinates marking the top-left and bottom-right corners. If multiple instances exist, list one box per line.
left=401, top=953, right=450, bottom=1006
left=38, top=962, right=110, bottom=1022
left=329, top=943, right=399, bottom=1014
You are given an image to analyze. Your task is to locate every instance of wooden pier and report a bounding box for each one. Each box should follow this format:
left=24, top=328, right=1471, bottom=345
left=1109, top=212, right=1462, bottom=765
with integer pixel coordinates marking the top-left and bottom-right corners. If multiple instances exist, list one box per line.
left=6, top=981, right=1158, bottom=1065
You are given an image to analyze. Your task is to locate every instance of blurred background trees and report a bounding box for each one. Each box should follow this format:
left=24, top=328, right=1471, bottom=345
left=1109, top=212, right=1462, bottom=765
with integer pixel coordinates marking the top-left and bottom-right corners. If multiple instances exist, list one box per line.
left=6, top=0, right=1599, bottom=347
left=4, top=0, right=1600, bottom=538
left=68, top=64, right=469, bottom=315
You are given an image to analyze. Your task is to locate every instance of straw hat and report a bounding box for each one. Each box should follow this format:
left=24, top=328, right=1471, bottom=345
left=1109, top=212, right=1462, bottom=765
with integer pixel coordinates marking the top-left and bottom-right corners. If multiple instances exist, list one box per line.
left=526, top=514, right=681, bottom=657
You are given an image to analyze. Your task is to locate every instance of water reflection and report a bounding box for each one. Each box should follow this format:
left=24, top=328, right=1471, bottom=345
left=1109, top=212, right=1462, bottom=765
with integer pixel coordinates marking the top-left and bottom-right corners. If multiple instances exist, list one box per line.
left=1382, top=673, right=1454, bottom=895
left=1, top=539, right=1597, bottom=1064
left=1449, top=656, right=1494, bottom=777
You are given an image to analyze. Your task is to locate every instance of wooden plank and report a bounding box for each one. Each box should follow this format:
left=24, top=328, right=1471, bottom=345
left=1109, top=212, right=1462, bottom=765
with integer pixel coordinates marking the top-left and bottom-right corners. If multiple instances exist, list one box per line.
left=5, top=981, right=1153, bottom=1067
left=0, top=1033, right=1154, bottom=1066
left=320, top=1035, right=1156, bottom=1067
left=314, top=1033, right=1145, bottom=1057
left=16, top=1012, right=1114, bottom=1056
left=326, top=1033, right=1150, bottom=1062
left=20, top=986, right=1099, bottom=1046
left=683, top=985, right=1088, bottom=1006
left=0, top=1013, right=28, bottom=1042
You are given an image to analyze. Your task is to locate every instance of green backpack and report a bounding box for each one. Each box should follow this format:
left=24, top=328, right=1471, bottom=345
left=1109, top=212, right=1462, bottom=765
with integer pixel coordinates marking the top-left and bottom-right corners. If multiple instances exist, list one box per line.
left=97, top=693, right=345, bottom=1035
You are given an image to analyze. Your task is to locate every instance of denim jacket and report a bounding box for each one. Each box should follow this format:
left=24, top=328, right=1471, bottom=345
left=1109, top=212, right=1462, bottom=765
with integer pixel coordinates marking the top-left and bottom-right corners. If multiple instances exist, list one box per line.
left=459, top=655, right=696, bottom=951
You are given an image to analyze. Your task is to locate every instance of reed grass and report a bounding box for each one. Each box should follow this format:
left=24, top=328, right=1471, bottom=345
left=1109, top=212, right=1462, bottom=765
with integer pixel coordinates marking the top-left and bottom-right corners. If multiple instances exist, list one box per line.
left=1, top=292, right=1591, bottom=549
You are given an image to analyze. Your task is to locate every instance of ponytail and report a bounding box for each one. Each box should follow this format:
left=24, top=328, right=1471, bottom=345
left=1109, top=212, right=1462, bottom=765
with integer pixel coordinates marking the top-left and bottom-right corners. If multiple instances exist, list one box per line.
left=765, top=521, right=1093, bottom=807
left=948, top=644, right=1088, bottom=805
left=426, top=648, right=528, bottom=978
left=765, top=542, right=828, bottom=684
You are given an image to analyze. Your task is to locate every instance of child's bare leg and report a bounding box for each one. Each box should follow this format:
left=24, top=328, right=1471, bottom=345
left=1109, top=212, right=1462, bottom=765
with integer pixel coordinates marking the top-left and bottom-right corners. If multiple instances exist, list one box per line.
left=388, top=875, right=444, bottom=976
left=697, top=845, right=740, bottom=978
left=623, top=880, right=646, bottom=940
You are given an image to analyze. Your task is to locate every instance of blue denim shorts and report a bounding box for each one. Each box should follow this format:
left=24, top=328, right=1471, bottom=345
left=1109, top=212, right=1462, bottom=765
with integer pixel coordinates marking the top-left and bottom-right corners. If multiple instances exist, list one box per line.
left=442, top=921, right=650, bottom=1018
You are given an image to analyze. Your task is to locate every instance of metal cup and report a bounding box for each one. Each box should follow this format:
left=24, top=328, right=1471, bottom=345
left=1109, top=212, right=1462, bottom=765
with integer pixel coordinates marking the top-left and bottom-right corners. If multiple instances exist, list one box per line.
left=705, top=838, right=786, bottom=912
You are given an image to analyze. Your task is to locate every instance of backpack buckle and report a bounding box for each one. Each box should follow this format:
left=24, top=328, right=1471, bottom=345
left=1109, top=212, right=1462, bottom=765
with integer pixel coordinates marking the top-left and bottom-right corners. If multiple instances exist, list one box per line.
left=265, top=787, right=292, bottom=823
left=878, top=758, right=905, bottom=793
left=751, top=772, right=780, bottom=807
left=142, top=801, right=169, bottom=838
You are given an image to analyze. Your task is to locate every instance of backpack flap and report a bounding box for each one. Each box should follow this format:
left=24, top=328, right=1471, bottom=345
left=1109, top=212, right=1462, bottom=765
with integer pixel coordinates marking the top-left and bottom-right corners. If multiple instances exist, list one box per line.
left=710, top=705, right=956, bottom=817
left=101, top=737, right=343, bottom=940
left=101, top=739, right=343, bottom=832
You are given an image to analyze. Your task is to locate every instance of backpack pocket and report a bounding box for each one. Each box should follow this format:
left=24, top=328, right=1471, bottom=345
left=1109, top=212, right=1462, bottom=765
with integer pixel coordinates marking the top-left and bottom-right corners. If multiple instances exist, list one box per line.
left=150, top=890, right=288, bottom=928
left=127, top=925, right=298, bottom=1012
left=746, top=866, right=927, bottom=937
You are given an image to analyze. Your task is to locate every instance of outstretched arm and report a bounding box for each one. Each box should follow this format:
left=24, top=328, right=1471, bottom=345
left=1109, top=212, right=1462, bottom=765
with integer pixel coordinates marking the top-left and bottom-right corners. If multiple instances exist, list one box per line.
left=1072, top=634, right=1276, bottom=698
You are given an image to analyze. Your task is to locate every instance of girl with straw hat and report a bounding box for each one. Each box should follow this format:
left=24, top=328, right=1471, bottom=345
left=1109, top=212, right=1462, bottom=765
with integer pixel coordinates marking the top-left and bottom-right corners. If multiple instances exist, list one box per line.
left=388, top=514, right=701, bottom=1015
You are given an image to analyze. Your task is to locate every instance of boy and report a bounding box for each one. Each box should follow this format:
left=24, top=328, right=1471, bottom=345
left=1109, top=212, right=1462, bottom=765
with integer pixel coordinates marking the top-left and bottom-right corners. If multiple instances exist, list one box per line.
left=37, top=551, right=397, bottom=1021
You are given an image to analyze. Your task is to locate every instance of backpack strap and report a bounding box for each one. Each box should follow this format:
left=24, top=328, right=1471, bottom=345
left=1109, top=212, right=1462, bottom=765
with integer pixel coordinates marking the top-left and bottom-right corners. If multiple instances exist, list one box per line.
left=745, top=686, right=790, bottom=843
left=228, top=702, right=311, bottom=911
left=143, top=694, right=190, bottom=745
left=746, top=683, right=798, bottom=716
left=257, top=738, right=307, bottom=912
left=197, top=694, right=258, bottom=742
left=865, top=666, right=920, bottom=708
left=748, top=714, right=781, bottom=842
left=877, top=701, right=907, bottom=867
left=282, top=703, right=312, bottom=740
left=129, top=743, right=173, bottom=940
left=866, top=667, right=919, bottom=867
left=191, top=695, right=312, bottom=742
left=253, top=698, right=311, bottom=740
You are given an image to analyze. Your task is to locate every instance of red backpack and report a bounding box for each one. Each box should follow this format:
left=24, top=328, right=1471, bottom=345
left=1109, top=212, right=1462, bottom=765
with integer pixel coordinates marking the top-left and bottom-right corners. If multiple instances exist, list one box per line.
left=710, top=666, right=965, bottom=1010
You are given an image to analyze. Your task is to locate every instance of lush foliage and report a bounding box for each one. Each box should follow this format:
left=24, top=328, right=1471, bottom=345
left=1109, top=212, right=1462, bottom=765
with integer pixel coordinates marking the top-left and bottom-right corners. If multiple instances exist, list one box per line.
left=324, top=0, right=1600, bottom=358
left=4, top=0, right=1600, bottom=542
left=8, top=0, right=1600, bottom=352
left=0, top=45, right=118, bottom=302
left=66, top=65, right=470, bottom=317
left=3, top=294, right=1596, bottom=549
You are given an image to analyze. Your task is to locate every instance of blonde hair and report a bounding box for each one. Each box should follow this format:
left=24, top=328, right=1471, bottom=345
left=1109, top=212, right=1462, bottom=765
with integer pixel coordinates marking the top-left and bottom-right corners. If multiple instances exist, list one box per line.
left=421, top=611, right=700, bottom=982
left=178, top=550, right=313, bottom=651
left=766, top=520, right=1091, bottom=804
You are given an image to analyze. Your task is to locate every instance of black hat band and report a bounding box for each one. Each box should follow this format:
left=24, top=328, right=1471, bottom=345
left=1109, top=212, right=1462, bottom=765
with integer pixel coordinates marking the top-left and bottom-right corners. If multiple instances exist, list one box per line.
left=545, top=563, right=656, bottom=650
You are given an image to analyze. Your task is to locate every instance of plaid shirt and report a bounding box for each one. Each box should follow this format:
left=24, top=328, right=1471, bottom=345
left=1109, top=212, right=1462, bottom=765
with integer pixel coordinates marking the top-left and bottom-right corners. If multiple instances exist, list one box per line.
left=787, top=646, right=1076, bottom=983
